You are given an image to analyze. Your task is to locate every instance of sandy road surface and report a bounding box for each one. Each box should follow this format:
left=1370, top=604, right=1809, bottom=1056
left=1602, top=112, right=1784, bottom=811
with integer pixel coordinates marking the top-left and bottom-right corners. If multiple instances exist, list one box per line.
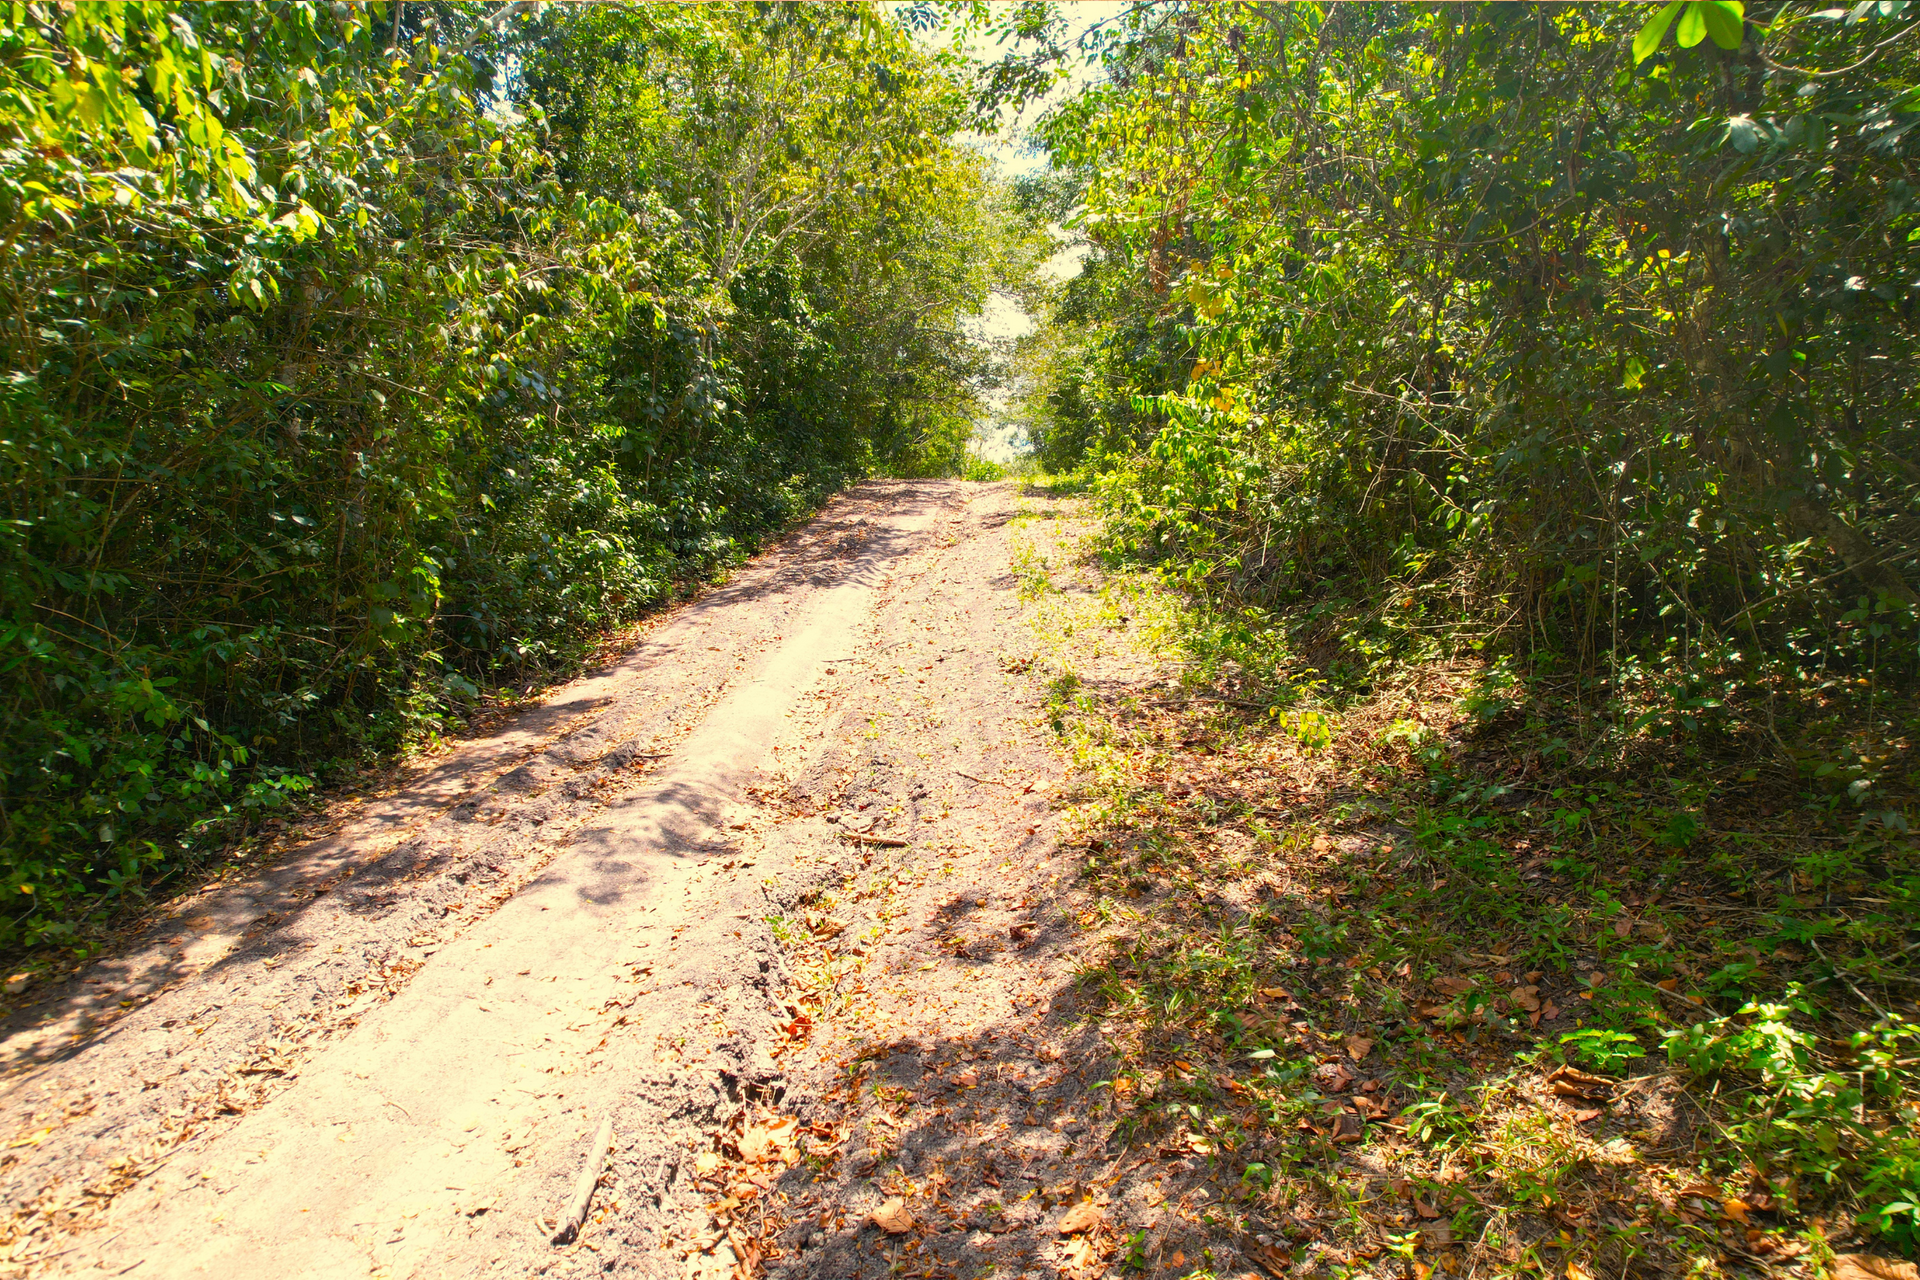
left=0, top=478, right=1107, bottom=1279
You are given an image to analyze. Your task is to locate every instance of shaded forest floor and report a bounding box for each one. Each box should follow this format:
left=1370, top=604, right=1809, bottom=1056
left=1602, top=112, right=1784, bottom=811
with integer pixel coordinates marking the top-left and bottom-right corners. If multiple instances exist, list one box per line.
left=901, top=491, right=1914, bottom=1280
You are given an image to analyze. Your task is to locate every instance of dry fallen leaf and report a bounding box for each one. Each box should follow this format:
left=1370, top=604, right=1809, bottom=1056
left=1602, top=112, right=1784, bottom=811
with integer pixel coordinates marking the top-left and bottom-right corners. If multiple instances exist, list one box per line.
left=739, top=1115, right=799, bottom=1166
left=1415, top=1199, right=1440, bottom=1219
left=872, top=1198, right=914, bottom=1235
left=1431, top=976, right=1474, bottom=995
left=1245, top=1241, right=1292, bottom=1277
left=1345, top=1036, right=1374, bottom=1061
left=1832, top=1257, right=1920, bottom=1280
left=1721, top=1197, right=1751, bottom=1224
left=1567, top=1262, right=1594, bottom=1280
left=1057, top=1200, right=1103, bottom=1234
left=1315, top=1061, right=1354, bottom=1092
left=954, top=1068, right=979, bottom=1088
left=1510, top=985, right=1541, bottom=1012
left=1311, top=834, right=1336, bottom=853
left=1547, top=1065, right=1612, bottom=1101
left=693, top=1151, right=722, bottom=1176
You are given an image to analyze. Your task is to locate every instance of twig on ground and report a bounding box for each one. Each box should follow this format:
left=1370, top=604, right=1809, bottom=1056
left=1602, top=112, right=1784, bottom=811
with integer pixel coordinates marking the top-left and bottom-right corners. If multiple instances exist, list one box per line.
left=956, top=771, right=1014, bottom=787
left=1811, top=938, right=1891, bottom=1019
left=552, top=1116, right=616, bottom=1245
left=838, top=833, right=909, bottom=848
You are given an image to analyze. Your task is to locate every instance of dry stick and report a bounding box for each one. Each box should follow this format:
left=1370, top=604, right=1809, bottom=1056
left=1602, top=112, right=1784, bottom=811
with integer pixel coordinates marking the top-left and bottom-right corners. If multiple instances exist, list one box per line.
left=551, top=1116, right=615, bottom=1246
left=838, top=833, right=909, bottom=849
left=955, top=771, right=1014, bottom=787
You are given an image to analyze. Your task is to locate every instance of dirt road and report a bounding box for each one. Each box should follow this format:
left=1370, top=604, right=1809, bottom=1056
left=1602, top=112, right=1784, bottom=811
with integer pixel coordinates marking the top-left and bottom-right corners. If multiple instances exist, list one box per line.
left=2, top=480, right=1124, bottom=1279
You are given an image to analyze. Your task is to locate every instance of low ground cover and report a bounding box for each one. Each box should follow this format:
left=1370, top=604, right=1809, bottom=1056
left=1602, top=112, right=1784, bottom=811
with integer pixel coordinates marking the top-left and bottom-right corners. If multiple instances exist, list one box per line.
left=1017, top=488, right=1919, bottom=1278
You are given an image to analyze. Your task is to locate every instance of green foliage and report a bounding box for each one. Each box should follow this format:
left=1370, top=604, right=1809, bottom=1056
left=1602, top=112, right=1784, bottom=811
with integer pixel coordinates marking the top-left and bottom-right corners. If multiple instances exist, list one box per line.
left=0, top=1, right=998, bottom=953
left=961, top=453, right=1008, bottom=482
left=1668, top=996, right=1920, bottom=1246
left=1558, top=1028, right=1644, bottom=1074
left=1002, top=1, right=1920, bottom=764
left=979, top=6, right=1920, bottom=1245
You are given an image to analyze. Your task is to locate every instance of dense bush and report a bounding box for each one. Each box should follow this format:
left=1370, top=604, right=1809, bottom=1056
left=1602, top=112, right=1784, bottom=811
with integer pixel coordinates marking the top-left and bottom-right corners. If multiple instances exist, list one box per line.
left=0, top=2, right=1001, bottom=952
left=1013, top=1, right=1919, bottom=783
left=991, top=0, right=1920, bottom=1247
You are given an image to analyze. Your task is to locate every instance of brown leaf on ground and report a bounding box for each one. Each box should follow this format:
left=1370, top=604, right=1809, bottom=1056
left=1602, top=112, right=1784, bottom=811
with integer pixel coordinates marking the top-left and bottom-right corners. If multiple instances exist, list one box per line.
left=1245, top=1241, right=1293, bottom=1277
left=1311, top=834, right=1336, bottom=853
left=1345, top=1035, right=1374, bottom=1061
left=1833, top=1257, right=1920, bottom=1280
left=1314, top=1061, right=1354, bottom=1091
left=871, top=1198, right=914, bottom=1235
left=1057, top=1199, right=1103, bottom=1234
left=1547, top=1065, right=1612, bottom=1100
left=1431, top=976, right=1474, bottom=995
left=1509, top=985, right=1540, bottom=1012
left=738, top=1115, right=799, bottom=1166
left=1415, top=1200, right=1440, bottom=1219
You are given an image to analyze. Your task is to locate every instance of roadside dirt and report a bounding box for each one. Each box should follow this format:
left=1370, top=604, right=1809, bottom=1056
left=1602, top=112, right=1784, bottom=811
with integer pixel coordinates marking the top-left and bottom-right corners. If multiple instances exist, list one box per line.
left=0, top=479, right=1142, bottom=1280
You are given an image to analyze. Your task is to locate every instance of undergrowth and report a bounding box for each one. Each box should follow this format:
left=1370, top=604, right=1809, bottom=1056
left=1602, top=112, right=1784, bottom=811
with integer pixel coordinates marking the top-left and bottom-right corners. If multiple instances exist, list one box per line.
left=1017, top=491, right=1920, bottom=1278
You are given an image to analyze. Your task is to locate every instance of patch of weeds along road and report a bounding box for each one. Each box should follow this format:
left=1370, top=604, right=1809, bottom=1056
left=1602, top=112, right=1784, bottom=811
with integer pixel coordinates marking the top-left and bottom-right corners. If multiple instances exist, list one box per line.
left=1022, top=506, right=1919, bottom=1277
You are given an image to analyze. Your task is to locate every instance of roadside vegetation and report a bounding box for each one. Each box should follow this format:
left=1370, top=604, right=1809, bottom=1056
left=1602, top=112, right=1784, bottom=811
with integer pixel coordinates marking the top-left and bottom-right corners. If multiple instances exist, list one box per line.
left=990, top=2, right=1920, bottom=1273
left=0, top=2, right=1037, bottom=956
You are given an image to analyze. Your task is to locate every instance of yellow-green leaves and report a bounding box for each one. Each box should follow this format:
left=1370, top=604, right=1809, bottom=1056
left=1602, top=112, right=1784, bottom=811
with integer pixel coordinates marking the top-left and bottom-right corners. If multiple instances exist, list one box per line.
left=1635, top=1, right=1745, bottom=63
left=1185, top=276, right=1227, bottom=321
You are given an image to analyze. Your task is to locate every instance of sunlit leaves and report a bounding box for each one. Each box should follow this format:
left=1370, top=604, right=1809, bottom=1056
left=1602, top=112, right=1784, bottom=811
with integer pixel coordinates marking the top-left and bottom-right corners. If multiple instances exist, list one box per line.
left=1636, top=0, right=1745, bottom=62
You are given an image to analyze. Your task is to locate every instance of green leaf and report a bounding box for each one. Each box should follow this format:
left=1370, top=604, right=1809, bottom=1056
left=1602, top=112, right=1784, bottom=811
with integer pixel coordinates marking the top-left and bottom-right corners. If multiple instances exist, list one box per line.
left=1701, top=1, right=1745, bottom=49
left=1676, top=2, right=1708, bottom=47
left=1634, top=0, right=1684, bottom=62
